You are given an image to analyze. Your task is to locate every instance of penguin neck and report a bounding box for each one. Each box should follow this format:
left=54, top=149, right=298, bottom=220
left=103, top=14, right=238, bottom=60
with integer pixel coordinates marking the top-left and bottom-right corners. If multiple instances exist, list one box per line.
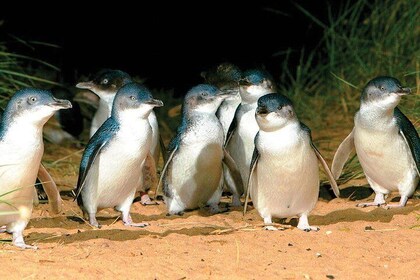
left=2, top=117, right=44, bottom=146
left=98, top=96, right=114, bottom=118
left=358, top=102, right=396, bottom=129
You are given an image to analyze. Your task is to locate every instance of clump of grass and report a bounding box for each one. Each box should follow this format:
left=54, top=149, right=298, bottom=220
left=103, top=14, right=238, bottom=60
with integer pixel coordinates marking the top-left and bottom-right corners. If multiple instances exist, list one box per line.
left=0, top=39, right=60, bottom=108
left=277, top=0, right=419, bottom=128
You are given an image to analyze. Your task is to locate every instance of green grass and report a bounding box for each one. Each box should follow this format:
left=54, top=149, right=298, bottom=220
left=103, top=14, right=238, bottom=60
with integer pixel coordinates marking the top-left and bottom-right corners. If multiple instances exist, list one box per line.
left=0, top=40, right=60, bottom=109
left=276, top=0, right=419, bottom=128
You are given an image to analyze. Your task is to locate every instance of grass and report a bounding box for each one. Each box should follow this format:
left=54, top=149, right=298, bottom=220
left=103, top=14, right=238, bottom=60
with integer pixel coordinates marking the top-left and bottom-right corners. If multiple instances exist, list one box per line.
left=0, top=40, right=60, bottom=109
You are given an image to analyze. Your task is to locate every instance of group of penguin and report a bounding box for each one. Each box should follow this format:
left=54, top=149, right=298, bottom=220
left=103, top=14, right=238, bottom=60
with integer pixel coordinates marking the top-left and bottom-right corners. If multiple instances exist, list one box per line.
left=0, top=63, right=419, bottom=249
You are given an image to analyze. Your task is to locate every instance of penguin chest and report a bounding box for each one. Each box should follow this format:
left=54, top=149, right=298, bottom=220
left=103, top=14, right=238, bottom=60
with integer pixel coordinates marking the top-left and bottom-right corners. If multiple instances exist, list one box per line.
left=228, top=108, right=259, bottom=183
left=169, top=122, right=224, bottom=208
left=251, top=134, right=319, bottom=218
left=94, top=128, right=151, bottom=208
left=354, top=124, right=416, bottom=191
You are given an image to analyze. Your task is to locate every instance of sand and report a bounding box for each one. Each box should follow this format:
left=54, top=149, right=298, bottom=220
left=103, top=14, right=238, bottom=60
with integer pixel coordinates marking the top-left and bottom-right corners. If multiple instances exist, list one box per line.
left=1, top=184, right=419, bottom=279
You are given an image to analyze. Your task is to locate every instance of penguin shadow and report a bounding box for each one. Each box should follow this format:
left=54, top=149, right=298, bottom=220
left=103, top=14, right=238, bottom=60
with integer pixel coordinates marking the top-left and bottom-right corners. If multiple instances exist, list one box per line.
left=319, top=184, right=374, bottom=201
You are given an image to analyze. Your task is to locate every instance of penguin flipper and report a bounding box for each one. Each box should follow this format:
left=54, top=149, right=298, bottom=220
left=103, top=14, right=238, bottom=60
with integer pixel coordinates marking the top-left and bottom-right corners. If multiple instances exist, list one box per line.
left=331, top=129, right=355, bottom=180
left=74, top=119, right=119, bottom=201
left=244, top=146, right=259, bottom=215
left=224, top=104, right=241, bottom=146
left=37, top=164, right=63, bottom=213
left=394, top=107, right=420, bottom=176
left=155, top=144, right=178, bottom=199
left=222, top=148, right=244, bottom=196
left=311, top=143, right=340, bottom=198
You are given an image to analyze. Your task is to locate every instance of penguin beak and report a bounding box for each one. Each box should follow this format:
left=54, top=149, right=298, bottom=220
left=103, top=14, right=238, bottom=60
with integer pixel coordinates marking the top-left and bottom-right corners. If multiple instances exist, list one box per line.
left=76, top=81, right=95, bottom=90
left=239, top=78, right=252, bottom=86
left=144, top=99, right=164, bottom=107
left=49, top=98, right=72, bottom=109
left=218, top=89, right=238, bottom=97
left=256, top=106, right=269, bottom=116
left=396, top=87, right=411, bottom=96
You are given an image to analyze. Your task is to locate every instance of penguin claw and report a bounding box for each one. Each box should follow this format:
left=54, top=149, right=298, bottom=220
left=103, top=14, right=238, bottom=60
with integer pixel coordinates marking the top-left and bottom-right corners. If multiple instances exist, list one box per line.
left=139, top=193, right=159, bottom=206
left=264, top=225, right=278, bottom=231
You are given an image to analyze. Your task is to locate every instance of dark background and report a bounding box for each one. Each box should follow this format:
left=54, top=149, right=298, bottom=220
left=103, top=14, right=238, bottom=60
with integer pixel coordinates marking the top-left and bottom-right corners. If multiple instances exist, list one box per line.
left=0, top=1, right=339, bottom=95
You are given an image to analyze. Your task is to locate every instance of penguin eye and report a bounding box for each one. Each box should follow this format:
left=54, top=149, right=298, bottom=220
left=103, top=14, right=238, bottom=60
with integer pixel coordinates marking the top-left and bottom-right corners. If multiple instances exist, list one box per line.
left=130, top=96, right=136, bottom=100
left=28, top=96, right=37, bottom=104
left=380, top=86, right=385, bottom=91
left=102, top=78, right=109, bottom=85
left=201, top=92, right=208, bottom=97
left=277, top=105, right=283, bottom=110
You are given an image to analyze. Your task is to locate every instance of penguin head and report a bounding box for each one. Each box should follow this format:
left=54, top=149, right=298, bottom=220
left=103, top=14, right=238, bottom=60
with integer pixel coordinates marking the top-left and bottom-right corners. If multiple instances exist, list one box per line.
left=361, top=76, right=411, bottom=109
left=239, top=69, right=275, bottom=103
left=201, top=62, right=242, bottom=90
left=183, top=84, right=235, bottom=114
left=3, top=88, right=72, bottom=126
left=111, top=82, right=163, bottom=120
left=76, top=69, right=132, bottom=100
left=255, top=93, right=296, bottom=131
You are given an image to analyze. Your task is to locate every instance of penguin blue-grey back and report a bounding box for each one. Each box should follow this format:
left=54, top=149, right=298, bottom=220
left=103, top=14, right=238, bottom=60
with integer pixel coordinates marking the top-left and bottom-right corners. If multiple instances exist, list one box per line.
left=74, top=82, right=163, bottom=228
left=244, top=93, right=339, bottom=231
left=0, top=88, right=71, bottom=249
left=332, top=76, right=418, bottom=208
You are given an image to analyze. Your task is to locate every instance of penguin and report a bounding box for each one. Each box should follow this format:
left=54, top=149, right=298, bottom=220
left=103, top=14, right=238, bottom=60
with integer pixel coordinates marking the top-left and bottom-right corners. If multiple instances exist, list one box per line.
left=0, top=88, right=71, bottom=249
left=244, top=93, right=340, bottom=231
left=202, top=62, right=242, bottom=139
left=76, top=69, right=160, bottom=205
left=224, top=69, right=275, bottom=205
left=158, top=84, right=243, bottom=215
left=332, top=76, right=418, bottom=208
left=74, top=83, right=163, bottom=228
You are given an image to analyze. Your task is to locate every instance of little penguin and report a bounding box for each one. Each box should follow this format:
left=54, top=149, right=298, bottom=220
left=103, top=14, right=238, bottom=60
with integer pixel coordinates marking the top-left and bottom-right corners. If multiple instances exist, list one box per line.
left=74, top=83, right=163, bottom=228
left=225, top=69, right=275, bottom=205
left=202, top=62, right=242, bottom=139
left=0, top=88, right=71, bottom=248
left=158, top=84, right=243, bottom=215
left=244, top=93, right=340, bottom=231
left=332, top=76, right=418, bottom=208
left=76, top=69, right=160, bottom=205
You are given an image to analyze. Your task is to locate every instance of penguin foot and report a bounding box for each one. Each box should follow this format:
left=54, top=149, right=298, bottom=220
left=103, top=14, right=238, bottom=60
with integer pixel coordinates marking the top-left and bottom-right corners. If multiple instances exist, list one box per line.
left=0, top=226, right=6, bottom=233
left=140, top=193, right=159, bottom=206
left=383, top=203, right=404, bottom=209
left=209, top=204, right=229, bottom=214
left=297, top=225, right=319, bottom=232
left=14, top=242, right=38, bottom=250
left=356, top=202, right=384, bottom=208
left=264, top=225, right=279, bottom=231
left=166, top=211, right=184, bottom=216
left=124, top=222, right=149, bottom=228
left=88, top=215, right=101, bottom=228
left=231, top=195, right=242, bottom=207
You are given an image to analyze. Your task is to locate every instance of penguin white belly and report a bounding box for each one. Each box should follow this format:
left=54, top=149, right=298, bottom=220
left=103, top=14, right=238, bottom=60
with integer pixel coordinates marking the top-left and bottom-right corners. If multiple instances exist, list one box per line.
left=354, top=125, right=418, bottom=195
left=168, top=120, right=224, bottom=210
left=148, top=111, right=160, bottom=163
left=251, top=133, right=319, bottom=219
left=91, top=127, right=151, bottom=209
left=0, top=137, right=43, bottom=226
left=228, top=107, right=259, bottom=185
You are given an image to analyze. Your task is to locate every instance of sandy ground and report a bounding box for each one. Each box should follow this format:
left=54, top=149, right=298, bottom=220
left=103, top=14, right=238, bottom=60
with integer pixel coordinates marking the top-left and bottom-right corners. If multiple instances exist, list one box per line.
left=1, top=183, right=419, bottom=279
